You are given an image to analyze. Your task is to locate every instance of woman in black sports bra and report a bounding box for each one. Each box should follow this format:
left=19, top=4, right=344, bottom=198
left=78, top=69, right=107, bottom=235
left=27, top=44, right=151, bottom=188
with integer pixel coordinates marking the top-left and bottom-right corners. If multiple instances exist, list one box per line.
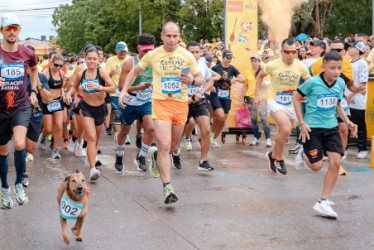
left=65, top=46, right=115, bottom=181
left=38, top=53, right=66, bottom=159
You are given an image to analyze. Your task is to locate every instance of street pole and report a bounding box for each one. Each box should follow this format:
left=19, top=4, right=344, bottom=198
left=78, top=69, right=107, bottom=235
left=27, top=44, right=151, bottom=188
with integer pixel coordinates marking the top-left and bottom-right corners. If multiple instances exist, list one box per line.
left=372, top=0, right=374, bottom=35
left=139, top=5, right=142, bottom=35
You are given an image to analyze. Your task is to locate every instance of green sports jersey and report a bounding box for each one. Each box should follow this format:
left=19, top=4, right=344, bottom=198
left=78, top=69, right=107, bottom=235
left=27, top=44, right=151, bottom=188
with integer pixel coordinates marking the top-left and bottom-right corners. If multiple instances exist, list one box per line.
left=297, top=73, right=345, bottom=129
left=132, top=55, right=152, bottom=86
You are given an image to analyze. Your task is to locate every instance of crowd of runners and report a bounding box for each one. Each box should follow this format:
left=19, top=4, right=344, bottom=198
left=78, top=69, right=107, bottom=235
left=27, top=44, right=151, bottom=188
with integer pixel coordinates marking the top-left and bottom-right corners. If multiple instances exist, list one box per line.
left=0, top=12, right=372, bottom=219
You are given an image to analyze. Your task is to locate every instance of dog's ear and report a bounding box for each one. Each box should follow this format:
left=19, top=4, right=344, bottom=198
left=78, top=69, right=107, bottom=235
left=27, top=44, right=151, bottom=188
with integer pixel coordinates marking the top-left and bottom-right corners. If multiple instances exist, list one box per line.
left=64, top=176, right=70, bottom=182
left=76, top=169, right=80, bottom=174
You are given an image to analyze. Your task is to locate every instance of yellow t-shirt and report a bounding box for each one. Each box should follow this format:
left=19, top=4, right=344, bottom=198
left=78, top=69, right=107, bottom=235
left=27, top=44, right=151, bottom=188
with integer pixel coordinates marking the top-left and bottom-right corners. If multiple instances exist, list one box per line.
left=138, top=46, right=200, bottom=102
left=264, top=58, right=310, bottom=105
left=310, top=55, right=353, bottom=82
left=106, top=55, right=131, bottom=96
left=244, top=68, right=269, bottom=99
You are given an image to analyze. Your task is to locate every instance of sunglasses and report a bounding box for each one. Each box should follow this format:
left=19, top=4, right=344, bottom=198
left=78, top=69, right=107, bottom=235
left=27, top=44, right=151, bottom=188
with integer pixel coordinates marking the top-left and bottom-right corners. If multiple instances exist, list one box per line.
left=3, top=25, right=20, bottom=32
left=331, top=48, right=343, bottom=52
left=54, top=63, right=63, bottom=68
left=283, top=50, right=297, bottom=55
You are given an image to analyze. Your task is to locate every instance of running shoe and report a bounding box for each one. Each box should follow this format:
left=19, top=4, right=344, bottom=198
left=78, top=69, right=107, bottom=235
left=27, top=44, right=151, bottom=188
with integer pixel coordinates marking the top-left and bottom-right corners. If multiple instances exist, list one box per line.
left=184, top=137, right=192, bottom=151
left=1, top=187, right=14, bottom=209
left=171, top=151, right=182, bottom=169
left=313, top=199, right=337, bottom=219
left=357, top=150, right=368, bottom=159
left=339, top=166, right=347, bottom=175
left=125, top=135, right=131, bottom=145
left=134, top=154, right=147, bottom=172
left=295, top=146, right=307, bottom=170
left=14, top=183, right=28, bottom=205
left=68, top=139, right=77, bottom=153
left=136, top=136, right=142, bottom=149
left=51, top=150, right=61, bottom=159
left=89, top=168, right=100, bottom=181
left=63, top=140, right=69, bottom=149
left=26, top=153, right=34, bottom=162
left=115, top=149, right=124, bottom=171
left=250, top=138, right=259, bottom=146
left=266, top=151, right=276, bottom=173
left=164, top=185, right=178, bottom=204
left=275, top=160, right=287, bottom=175
left=37, top=134, right=45, bottom=149
left=289, top=143, right=302, bottom=154
left=74, top=143, right=85, bottom=157
left=105, top=127, right=113, bottom=135
left=198, top=160, right=214, bottom=171
left=266, top=138, right=272, bottom=147
left=47, top=134, right=52, bottom=141
left=211, top=139, right=221, bottom=148
left=22, top=173, right=29, bottom=188
left=148, top=146, right=160, bottom=178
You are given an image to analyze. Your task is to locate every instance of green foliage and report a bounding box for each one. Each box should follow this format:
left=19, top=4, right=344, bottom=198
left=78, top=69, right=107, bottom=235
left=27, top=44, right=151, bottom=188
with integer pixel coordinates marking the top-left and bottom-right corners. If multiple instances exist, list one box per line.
left=52, top=0, right=223, bottom=54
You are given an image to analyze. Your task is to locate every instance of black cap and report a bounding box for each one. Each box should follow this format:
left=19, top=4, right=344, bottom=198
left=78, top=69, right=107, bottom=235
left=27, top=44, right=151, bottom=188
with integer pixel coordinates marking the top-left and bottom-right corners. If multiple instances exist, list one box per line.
left=223, top=50, right=234, bottom=58
left=310, top=40, right=326, bottom=50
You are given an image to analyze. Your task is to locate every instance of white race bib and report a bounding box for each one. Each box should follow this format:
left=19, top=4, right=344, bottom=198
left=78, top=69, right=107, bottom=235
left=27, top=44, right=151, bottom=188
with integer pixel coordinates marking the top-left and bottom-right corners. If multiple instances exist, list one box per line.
left=341, top=96, right=349, bottom=110
left=47, top=99, right=62, bottom=112
left=276, top=92, right=292, bottom=105
left=317, top=93, right=338, bottom=111
left=59, top=193, right=84, bottom=220
left=161, top=77, right=181, bottom=94
left=217, top=88, right=230, bottom=99
left=1, top=63, right=24, bottom=81
left=188, top=85, right=202, bottom=97
left=136, top=89, right=152, bottom=102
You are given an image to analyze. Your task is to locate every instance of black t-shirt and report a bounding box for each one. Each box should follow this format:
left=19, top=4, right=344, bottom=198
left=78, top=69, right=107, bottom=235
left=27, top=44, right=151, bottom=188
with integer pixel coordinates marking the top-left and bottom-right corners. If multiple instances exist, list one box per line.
left=212, top=63, right=240, bottom=89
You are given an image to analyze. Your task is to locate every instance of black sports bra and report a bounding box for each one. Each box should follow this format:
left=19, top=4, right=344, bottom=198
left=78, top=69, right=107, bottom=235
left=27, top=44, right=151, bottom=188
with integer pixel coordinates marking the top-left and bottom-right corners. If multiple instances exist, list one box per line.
left=48, top=68, right=63, bottom=89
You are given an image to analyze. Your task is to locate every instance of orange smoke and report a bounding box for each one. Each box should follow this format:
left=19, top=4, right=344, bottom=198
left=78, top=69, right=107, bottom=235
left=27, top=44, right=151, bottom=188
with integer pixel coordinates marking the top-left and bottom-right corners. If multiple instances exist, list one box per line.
left=258, top=0, right=306, bottom=47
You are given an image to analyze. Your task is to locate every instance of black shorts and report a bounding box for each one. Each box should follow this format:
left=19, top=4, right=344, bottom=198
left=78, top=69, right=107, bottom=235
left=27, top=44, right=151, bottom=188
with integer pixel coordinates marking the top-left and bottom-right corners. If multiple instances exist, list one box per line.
left=27, top=120, right=42, bottom=142
left=0, top=107, right=31, bottom=146
left=187, top=99, right=209, bottom=122
left=79, top=100, right=108, bottom=126
left=105, top=93, right=111, bottom=104
left=210, top=95, right=231, bottom=114
left=303, top=127, right=344, bottom=163
left=42, top=98, right=64, bottom=115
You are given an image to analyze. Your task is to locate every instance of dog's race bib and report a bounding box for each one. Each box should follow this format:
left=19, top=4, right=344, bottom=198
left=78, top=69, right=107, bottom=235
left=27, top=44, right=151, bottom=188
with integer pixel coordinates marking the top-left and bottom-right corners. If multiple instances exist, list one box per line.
left=60, top=193, right=84, bottom=220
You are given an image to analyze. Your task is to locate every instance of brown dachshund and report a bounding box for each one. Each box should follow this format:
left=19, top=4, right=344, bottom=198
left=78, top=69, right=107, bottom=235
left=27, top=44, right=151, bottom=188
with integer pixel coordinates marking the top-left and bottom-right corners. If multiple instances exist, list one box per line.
left=57, top=170, right=90, bottom=244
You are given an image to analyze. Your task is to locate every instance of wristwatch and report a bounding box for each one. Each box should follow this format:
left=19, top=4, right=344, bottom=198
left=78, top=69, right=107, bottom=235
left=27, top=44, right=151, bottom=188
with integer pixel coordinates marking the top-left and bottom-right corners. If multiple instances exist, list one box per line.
left=37, top=85, right=44, bottom=91
left=31, top=88, right=38, bottom=94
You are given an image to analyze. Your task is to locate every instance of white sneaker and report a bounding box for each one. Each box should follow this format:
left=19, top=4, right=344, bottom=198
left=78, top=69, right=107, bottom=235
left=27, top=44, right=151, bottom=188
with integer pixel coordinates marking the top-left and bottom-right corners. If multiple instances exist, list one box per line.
left=289, top=143, right=301, bottom=154
left=295, top=146, right=307, bottom=170
left=14, top=183, right=28, bottom=205
left=26, top=153, right=34, bottom=162
left=266, top=138, right=272, bottom=147
left=51, top=150, right=61, bottom=159
left=250, top=138, right=259, bottom=146
left=184, top=138, right=192, bottom=151
left=211, top=138, right=221, bottom=148
left=357, top=150, right=368, bottom=159
left=75, top=143, right=86, bottom=157
left=313, top=199, right=337, bottom=219
left=89, top=168, right=100, bottom=181
left=67, top=139, right=77, bottom=153
left=85, top=156, right=99, bottom=167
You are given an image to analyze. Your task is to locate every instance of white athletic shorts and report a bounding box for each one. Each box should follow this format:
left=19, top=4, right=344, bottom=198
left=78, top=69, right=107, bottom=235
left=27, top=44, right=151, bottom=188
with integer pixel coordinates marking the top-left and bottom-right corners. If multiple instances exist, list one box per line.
left=267, top=99, right=296, bottom=120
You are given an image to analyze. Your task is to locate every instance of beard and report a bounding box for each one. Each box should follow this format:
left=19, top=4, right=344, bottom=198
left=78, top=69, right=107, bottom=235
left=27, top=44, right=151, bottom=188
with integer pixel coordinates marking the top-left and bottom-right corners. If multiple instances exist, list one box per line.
left=6, top=37, right=17, bottom=44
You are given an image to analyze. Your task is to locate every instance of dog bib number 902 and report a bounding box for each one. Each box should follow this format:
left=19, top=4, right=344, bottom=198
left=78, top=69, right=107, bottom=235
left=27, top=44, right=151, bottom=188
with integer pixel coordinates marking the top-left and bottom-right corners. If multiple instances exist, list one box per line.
left=60, top=193, right=83, bottom=220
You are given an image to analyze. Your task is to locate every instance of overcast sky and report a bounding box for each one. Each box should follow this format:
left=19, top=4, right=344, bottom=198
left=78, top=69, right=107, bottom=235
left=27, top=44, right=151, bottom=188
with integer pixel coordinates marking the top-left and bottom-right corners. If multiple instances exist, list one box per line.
left=0, top=0, right=72, bottom=40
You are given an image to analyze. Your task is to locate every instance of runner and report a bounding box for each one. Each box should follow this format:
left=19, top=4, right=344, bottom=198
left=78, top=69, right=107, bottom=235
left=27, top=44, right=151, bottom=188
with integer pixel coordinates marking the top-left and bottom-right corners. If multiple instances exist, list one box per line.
left=0, top=13, right=38, bottom=208
left=184, top=41, right=214, bottom=171
left=65, top=46, right=115, bottom=181
left=210, top=50, right=245, bottom=148
left=116, top=34, right=156, bottom=173
left=255, top=38, right=310, bottom=175
left=293, top=51, right=357, bottom=218
left=119, top=22, right=203, bottom=204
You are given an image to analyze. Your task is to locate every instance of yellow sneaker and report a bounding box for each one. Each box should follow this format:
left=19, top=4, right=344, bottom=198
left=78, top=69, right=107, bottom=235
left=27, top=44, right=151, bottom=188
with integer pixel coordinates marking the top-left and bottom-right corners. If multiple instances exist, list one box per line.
left=26, top=153, right=34, bottom=162
left=339, top=166, right=347, bottom=175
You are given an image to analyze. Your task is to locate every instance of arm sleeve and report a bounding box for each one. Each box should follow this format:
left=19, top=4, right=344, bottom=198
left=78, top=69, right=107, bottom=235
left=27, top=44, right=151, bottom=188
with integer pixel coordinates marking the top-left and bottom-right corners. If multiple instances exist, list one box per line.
left=39, top=73, right=50, bottom=91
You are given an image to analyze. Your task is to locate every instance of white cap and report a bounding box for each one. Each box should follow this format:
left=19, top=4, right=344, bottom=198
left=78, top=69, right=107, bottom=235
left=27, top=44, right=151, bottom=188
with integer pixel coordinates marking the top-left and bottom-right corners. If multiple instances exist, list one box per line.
left=1, top=13, right=20, bottom=28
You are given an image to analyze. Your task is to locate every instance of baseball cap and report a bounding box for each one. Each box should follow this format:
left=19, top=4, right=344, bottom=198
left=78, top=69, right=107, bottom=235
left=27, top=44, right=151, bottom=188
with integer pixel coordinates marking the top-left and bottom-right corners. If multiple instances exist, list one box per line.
left=204, top=55, right=213, bottom=64
left=349, top=41, right=366, bottom=53
left=116, top=41, right=128, bottom=52
left=310, top=40, right=326, bottom=50
left=138, top=44, right=154, bottom=51
left=223, top=50, right=234, bottom=58
left=250, top=54, right=261, bottom=61
left=1, top=13, right=20, bottom=28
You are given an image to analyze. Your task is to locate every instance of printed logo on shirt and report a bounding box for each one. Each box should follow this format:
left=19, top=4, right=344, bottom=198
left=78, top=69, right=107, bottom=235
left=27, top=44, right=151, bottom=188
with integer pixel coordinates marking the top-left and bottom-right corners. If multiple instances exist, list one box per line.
left=309, top=149, right=318, bottom=158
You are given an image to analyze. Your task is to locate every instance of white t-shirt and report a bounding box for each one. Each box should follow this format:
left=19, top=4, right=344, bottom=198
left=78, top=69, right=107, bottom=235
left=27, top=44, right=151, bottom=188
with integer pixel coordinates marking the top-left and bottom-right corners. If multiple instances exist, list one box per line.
left=187, top=57, right=212, bottom=98
left=344, top=58, right=368, bottom=110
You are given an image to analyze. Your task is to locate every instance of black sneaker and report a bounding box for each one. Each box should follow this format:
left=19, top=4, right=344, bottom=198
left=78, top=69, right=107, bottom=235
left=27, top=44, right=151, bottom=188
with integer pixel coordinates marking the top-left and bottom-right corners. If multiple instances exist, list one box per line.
left=198, top=160, right=214, bottom=171
left=105, top=127, right=113, bottom=135
left=134, top=154, right=147, bottom=172
left=136, top=136, right=142, bottom=149
left=266, top=151, right=276, bottom=173
left=115, top=151, right=124, bottom=171
left=275, top=160, right=287, bottom=175
left=171, top=153, right=181, bottom=169
left=95, top=160, right=102, bottom=167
